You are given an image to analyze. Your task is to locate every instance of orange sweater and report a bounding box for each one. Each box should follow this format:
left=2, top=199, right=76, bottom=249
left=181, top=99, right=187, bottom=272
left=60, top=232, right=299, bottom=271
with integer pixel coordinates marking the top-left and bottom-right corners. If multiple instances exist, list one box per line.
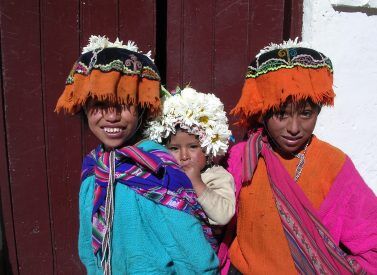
left=229, top=136, right=346, bottom=274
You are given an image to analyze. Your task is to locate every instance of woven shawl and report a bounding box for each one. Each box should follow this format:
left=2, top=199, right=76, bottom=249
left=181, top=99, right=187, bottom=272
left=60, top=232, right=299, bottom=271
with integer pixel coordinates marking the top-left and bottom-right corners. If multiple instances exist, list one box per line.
left=81, top=141, right=217, bottom=273
left=243, top=129, right=365, bottom=274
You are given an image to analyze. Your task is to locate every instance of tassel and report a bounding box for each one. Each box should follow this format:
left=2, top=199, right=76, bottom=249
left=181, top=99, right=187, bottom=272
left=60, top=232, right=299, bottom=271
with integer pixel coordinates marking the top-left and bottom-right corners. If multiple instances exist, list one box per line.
left=101, top=150, right=115, bottom=275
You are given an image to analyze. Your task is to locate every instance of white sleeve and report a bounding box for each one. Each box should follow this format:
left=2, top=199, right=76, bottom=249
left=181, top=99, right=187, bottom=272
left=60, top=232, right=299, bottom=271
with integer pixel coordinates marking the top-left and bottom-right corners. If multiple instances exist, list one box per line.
left=197, top=166, right=236, bottom=225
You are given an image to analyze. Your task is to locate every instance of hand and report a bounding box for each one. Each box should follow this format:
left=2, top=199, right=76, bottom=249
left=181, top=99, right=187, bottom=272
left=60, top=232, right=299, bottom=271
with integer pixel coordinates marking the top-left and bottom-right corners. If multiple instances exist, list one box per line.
left=181, top=160, right=207, bottom=196
left=182, top=160, right=202, bottom=183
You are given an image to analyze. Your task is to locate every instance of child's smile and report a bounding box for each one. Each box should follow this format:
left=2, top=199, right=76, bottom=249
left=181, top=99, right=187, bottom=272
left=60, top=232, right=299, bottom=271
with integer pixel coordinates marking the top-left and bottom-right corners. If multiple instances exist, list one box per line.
left=103, top=127, right=123, bottom=134
left=86, top=100, right=139, bottom=150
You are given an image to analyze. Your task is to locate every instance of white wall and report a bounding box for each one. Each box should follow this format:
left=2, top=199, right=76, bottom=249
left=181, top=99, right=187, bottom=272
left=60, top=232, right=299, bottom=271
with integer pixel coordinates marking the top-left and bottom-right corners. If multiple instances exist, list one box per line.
left=302, top=0, right=377, bottom=193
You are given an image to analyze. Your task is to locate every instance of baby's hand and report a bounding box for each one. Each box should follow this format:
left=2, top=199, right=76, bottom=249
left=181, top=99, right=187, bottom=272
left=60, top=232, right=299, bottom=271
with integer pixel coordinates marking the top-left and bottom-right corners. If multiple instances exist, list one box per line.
left=182, top=161, right=202, bottom=184
left=181, top=161, right=207, bottom=195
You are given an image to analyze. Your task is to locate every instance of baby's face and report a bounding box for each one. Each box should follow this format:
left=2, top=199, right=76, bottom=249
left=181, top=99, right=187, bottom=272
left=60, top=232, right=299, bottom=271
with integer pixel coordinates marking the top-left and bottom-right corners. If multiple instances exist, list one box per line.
left=167, top=130, right=207, bottom=171
left=86, top=99, right=139, bottom=150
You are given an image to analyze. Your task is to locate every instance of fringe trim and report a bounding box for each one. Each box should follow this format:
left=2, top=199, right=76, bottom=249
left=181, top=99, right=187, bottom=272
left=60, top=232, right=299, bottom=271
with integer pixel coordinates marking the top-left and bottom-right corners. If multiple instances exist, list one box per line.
left=55, top=72, right=160, bottom=117
left=231, top=66, right=335, bottom=126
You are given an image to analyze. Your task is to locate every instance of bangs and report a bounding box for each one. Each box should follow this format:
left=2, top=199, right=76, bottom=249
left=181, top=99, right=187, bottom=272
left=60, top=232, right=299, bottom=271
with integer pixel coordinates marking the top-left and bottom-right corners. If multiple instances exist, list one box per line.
left=265, top=96, right=321, bottom=118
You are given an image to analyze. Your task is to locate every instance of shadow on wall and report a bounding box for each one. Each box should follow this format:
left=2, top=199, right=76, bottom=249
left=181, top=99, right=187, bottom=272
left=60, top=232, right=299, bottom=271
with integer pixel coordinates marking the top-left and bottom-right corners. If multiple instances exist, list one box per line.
left=332, top=4, right=377, bottom=16
left=0, top=204, right=13, bottom=275
left=0, top=210, right=7, bottom=275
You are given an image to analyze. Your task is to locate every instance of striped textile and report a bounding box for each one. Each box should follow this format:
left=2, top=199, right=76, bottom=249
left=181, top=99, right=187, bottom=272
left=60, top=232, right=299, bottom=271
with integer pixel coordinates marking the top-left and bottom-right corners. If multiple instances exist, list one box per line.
left=243, top=129, right=365, bottom=274
left=81, top=141, right=217, bottom=258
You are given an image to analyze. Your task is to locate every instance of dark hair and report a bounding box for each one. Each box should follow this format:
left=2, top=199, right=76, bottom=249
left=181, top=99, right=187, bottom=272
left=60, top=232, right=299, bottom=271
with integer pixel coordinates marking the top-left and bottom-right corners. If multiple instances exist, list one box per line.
left=264, top=96, right=321, bottom=120
left=162, top=125, right=196, bottom=145
left=134, top=106, right=149, bottom=141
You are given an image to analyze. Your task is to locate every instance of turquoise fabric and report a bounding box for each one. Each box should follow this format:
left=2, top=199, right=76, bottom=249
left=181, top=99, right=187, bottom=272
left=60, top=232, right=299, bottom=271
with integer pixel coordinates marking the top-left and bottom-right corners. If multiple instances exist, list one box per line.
left=136, top=139, right=168, bottom=152
left=78, top=175, right=219, bottom=274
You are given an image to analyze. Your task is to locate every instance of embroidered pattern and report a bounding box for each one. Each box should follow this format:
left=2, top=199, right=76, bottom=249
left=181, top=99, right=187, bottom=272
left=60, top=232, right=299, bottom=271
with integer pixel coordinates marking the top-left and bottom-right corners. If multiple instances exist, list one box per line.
left=273, top=188, right=335, bottom=274
left=124, top=54, right=142, bottom=71
left=65, top=58, right=160, bottom=85
left=246, top=48, right=333, bottom=79
left=142, top=66, right=161, bottom=80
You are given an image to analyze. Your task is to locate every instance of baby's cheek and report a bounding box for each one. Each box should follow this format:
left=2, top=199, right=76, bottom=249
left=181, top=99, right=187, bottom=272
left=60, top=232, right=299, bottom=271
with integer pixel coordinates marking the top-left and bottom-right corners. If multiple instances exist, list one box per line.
left=169, top=151, right=180, bottom=163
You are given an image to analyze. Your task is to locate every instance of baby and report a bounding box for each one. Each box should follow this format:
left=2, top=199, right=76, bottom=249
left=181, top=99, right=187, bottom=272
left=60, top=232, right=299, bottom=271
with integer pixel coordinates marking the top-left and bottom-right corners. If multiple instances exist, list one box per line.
left=145, top=87, right=235, bottom=226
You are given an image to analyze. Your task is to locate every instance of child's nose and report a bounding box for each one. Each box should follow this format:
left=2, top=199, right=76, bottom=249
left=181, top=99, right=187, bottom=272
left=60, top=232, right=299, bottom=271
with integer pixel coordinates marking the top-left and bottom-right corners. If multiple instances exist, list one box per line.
left=103, top=107, right=121, bottom=122
left=286, top=117, right=300, bottom=136
left=180, top=148, right=190, bottom=161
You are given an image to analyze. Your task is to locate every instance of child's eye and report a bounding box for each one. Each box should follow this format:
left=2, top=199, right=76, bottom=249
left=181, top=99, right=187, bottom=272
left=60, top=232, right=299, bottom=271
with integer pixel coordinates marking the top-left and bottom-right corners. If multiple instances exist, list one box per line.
left=301, top=110, right=313, bottom=118
left=88, top=103, right=108, bottom=113
left=189, top=144, right=200, bottom=149
left=274, top=111, right=288, bottom=120
left=168, top=146, right=178, bottom=151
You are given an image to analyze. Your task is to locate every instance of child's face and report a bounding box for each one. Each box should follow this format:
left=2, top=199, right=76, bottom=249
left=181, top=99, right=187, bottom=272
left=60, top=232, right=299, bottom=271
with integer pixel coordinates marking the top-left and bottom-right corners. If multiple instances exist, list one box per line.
left=86, top=100, right=139, bottom=150
left=265, top=100, right=319, bottom=155
left=167, top=130, right=206, bottom=171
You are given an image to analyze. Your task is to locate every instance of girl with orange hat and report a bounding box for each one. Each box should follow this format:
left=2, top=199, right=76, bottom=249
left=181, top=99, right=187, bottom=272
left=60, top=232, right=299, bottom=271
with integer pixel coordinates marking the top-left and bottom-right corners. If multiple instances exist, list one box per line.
left=56, top=35, right=219, bottom=275
left=219, top=39, right=377, bottom=274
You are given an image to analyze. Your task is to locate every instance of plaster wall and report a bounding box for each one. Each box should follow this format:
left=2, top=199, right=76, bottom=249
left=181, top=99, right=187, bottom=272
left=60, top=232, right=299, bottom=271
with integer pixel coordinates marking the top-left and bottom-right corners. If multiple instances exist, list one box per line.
left=303, top=0, right=377, bottom=193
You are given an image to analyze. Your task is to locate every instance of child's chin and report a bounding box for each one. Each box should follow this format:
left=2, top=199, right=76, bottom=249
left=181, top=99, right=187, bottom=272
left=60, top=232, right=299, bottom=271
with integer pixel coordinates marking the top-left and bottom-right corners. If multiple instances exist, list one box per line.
left=102, top=139, right=126, bottom=150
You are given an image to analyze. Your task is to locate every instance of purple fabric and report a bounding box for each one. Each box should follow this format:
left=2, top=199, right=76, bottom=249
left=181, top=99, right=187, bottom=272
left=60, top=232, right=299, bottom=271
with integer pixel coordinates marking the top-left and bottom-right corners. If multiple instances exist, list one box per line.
left=82, top=143, right=218, bottom=254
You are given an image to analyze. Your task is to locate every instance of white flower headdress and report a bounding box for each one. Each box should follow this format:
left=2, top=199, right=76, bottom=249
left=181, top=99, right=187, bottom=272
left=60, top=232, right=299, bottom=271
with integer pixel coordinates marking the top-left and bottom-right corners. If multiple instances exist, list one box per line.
left=144, top=87, right=232, bottom=157
left=82, top=35, right=153, bottom=61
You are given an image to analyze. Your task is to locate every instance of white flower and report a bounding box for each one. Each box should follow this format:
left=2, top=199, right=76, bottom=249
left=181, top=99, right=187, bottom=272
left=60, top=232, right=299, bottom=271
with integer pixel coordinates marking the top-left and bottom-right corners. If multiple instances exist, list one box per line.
left=111, top=38, right=124, bottom=48
left=82, top=35, right=109, bottom=54
left=256, top=37, right=309, bottom=58
left=144, top=87, right=232, bottom=157
left=144, top=50, right=154, bottom=62
left=124, top=40, right=139, bottom=52
left=81, top=35, right=154, bottom=61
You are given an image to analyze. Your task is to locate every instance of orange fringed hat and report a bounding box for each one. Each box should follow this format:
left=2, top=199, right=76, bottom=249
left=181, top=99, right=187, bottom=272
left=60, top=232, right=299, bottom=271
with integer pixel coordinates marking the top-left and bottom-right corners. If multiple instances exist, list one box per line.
left=231, top=39, right=335, bottom=126
left=55, top=35, right=161, bottom=117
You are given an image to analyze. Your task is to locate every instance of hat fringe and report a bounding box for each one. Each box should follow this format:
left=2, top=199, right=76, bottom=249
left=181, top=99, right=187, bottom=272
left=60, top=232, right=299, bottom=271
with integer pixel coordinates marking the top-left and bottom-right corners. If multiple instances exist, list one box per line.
left=138, top=78, right=161, bottom=116
left=55, top=71, right=160, bottom=116
left=231, top=66, right=334, bottom=126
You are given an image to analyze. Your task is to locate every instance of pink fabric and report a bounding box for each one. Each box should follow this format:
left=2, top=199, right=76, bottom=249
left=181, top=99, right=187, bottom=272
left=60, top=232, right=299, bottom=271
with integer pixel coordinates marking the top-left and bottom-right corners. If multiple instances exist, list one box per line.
left=226, top=142, right=245, bottom=201
left=219, top=141, right=377, bottom=274
left=218, top=142, right=246, bottom=274
left=262, top=147, right=364, bottom=273
left=318, top=157, right=377, bottom=274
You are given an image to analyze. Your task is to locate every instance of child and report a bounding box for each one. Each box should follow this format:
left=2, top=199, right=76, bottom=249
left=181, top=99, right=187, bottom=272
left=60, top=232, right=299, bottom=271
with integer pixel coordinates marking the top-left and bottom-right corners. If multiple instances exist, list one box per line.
left=55, top=35, right=219, bottom=275
left=221, top=39, right=377, bottom=274
left=145, top=87, right=235, bottom=226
